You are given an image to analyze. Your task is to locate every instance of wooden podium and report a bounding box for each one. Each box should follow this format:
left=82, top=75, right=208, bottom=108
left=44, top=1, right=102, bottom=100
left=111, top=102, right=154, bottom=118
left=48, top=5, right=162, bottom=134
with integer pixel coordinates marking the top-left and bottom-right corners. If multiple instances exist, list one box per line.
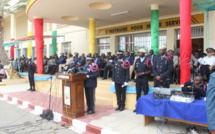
left=57, top=73, right=86, bottom=118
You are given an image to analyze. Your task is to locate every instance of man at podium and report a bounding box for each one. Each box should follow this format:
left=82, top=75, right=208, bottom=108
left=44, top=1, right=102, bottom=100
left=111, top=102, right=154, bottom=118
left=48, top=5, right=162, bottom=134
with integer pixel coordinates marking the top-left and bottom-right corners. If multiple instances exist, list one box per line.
left=84, top=57, right=99, bottom=114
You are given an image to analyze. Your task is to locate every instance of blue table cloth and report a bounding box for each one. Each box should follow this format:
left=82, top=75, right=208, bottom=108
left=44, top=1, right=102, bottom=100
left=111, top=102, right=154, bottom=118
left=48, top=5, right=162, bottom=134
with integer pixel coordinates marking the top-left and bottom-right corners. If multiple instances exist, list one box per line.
left=136, top=94, right=208, bottom=124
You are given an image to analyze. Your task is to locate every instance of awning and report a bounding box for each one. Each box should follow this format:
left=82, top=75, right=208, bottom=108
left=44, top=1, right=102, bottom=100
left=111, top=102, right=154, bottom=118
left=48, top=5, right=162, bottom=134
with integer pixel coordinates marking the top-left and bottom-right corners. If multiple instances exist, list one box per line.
left=193, top=0, right=215, bottom=11
left=3, top=35, right=64, bottom=47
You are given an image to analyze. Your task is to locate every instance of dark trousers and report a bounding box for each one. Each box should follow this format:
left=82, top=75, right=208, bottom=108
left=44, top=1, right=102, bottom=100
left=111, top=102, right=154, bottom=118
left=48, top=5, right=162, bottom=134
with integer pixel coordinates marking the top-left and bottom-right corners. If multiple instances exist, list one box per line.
left=28, top=72, right=35, bottom=89
left=0, top=74, right=4, bottom=82
left=154, top=78, right=170, bottom=88
left=85, top=87, right=96, bottom=111
left=115, top=83, right=126, bottom=108
left=48, top=65, right=58, bottom=75
left=200, top=65, right=211, bottom=82
left=103, top=66, right=112, bottom=78
left=135, top=78, right=149, bottom=101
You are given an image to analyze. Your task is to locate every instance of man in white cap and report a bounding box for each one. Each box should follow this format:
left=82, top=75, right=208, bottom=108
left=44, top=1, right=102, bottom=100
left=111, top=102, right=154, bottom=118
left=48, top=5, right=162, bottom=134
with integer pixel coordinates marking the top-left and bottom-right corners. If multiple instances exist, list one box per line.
left=152, top=45, right=173, bottom=88
left=133, top=49, right=152, bottom=112
left=112, top=50, right=130, bottom=111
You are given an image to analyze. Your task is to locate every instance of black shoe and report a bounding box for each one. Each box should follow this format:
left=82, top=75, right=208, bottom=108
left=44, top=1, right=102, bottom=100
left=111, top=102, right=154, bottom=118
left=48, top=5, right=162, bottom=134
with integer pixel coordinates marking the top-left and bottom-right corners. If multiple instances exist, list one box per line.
left=92, top=111, right=95, bottom=113
left=85, top=109, right=90, bottom=113
left=27, top=89, right=32, bottom=91
left=30, top=89, right=36, bottom=92
left=87, top=111, right=93, bottom=114
left=102, top=78, right=107, bottom=80
left=133, top=109, right=136, bottom=112
left=120, top=107, right=124, bottom=111
left=134, top=79, right=136, bottom=82
left=115, top=107, right=121, bottom=111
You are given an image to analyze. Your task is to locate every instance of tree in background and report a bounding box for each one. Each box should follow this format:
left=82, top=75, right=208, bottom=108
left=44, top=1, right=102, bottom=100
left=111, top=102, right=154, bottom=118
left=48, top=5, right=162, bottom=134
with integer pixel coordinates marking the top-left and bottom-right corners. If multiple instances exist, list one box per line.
left=0, top=0, right=28, bottom=65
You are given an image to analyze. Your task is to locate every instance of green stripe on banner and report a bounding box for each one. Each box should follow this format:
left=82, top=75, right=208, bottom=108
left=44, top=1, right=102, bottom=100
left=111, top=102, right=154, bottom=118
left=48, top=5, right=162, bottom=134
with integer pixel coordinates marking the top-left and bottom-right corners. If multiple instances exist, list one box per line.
left=52, top=31, right=57, bottom=55
left=151, top=10, right=159, bottom=55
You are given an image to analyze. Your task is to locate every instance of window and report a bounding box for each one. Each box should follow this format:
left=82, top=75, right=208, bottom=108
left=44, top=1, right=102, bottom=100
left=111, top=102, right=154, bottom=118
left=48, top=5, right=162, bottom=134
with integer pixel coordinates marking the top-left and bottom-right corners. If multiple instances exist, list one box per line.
left=44, top=45, right=47, bottom=57
left=97, top=38, right=110, bottom=55
left=32, top=47, right=36, bottom=58
left=49, top=44, right=52, bottom=56
left=62, top=42, right=71, bottom=53
left=133, top=31, right=167, bottom=53
left=176, top=27, right=204, bottom=39
left=118, top=35, right=132, bottom=52
left=17, top=49, right=21, bottom=58
left=23, top=48, right=27, bottom=57
left=133, top=33, right=151, bottom=53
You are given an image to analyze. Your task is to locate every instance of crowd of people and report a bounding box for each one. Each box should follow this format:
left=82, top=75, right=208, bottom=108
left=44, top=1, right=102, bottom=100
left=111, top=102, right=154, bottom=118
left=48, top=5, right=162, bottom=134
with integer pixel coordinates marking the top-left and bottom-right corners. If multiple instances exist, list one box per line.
left=1, top=46, right=215, bottom=114
left=1, top=44, right=215, bottom=133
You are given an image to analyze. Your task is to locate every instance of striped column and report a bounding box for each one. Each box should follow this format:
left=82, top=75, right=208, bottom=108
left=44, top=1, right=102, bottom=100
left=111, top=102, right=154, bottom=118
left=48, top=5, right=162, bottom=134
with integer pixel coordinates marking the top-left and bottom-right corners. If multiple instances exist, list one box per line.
left=180, top=0, right=192, bottom=85
left=151, top=4, right=159, bottom=55
left=89, top=18, right=96, bottom=54
left=34, top=18, right=44, bottom=74
left=27, top=20, right=33, bottom=58
left=52, top=24, right=57, bottom=55
left=10, top=14, right=15, bottom=58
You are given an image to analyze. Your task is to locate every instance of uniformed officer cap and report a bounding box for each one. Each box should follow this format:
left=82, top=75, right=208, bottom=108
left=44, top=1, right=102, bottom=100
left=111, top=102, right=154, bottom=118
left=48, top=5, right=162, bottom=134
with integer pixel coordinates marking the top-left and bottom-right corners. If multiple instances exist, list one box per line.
left=206, top=48, right=215, bottom=52
left=74, top=52, right=79, bottom=55
left=101, top=53, right=105, bottom=56
left=159, top=45, right=167, bottom=50
left=60, top=53, right=64, bottom=56
left=116, top=50, right=124, bottom=55
left=86, top=56, right=93, bottom=60
left=130, top=50, right=135, bottom=54
left=138, top=49, right=146, bottom=53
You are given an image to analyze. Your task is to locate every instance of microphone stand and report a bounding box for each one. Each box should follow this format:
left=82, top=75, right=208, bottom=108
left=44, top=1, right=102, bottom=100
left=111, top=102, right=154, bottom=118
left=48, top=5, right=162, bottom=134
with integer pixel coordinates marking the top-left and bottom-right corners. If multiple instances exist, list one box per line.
left=40, top=75, right=54, bottom=121
left=48, top=76, right=53, bottom=110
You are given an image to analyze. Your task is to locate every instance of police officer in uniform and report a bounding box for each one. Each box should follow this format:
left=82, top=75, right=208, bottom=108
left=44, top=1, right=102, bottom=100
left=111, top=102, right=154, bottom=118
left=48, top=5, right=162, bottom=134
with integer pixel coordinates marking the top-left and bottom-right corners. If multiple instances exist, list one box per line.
left=27, top=57, right=36, bottom=91
left=84, top=57, right=99, bottom=114
left=152, top=46, right=173, bottom=88
left=133, top=49, right=152, bottom=112
left=112, top=50, right=130, bottom=111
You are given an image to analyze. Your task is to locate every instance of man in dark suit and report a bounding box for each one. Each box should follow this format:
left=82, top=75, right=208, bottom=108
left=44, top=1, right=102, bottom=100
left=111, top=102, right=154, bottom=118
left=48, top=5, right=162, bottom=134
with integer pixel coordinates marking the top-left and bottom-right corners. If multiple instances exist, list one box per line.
left=84, top=57, right=99, bottom=114
left=112, top=50, right=130, bottom=111
left=27, top=57, right=36, bottom=92
left=77, top=53, right=86, bottom=67
left=153, top=46, right=173, bottom=88
left=102, top=56, right=114, bottom=80
left=148, top=49, right=155, bottom=66
left=133, top=49, right=152, bottom=112
left=182, top=75, right=206, bottom=99
left=93, top=53, right=101, bottom=66
left=73, top=52, right=80, bottom=65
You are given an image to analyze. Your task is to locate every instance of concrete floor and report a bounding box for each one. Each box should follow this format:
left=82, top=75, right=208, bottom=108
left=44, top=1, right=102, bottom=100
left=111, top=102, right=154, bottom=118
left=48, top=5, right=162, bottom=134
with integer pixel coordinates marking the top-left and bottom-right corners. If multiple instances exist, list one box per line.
left=0, top=81, right=210, bottom=134
left=89, top=109, right=209, bottom=134
left=0, top=100, right=77, bottom=134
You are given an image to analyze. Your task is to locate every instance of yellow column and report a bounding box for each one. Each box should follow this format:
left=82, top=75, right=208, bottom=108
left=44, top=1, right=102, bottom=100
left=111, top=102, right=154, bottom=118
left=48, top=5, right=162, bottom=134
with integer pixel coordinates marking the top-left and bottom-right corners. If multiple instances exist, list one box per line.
left=89, top=18, right=96, bottom=54
left=27, top=20, right=33, bottom=57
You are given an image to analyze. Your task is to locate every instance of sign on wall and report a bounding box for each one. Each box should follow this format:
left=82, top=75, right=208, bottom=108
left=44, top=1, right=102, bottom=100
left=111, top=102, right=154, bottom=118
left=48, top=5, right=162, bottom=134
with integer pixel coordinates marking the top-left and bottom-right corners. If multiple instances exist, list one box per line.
left=96, top=14, right=204, bottom=36
left=64, top=86, right=71, bottom=105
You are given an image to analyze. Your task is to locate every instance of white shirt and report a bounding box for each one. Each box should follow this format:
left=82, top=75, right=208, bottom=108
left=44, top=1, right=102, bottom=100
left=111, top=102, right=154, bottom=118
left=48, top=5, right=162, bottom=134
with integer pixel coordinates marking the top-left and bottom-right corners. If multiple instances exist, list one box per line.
left=0, top=69, right=5, bottom=74
left=201, top=56, right=215, bottom=66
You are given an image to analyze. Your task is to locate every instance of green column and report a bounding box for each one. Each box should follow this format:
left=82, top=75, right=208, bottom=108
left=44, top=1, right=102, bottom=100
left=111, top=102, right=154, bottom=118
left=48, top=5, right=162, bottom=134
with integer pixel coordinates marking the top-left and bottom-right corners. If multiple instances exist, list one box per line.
left=52, top=31, right=57, bottom=55
left=151, top=5, right=159, bottom=55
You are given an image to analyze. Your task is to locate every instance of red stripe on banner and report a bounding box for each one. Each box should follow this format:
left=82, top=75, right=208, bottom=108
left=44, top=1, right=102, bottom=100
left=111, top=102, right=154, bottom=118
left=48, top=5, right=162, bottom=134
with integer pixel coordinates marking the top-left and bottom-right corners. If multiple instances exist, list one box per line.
left=180, top=0, right=192, bottom=85
left=34, top=18, right=44, bottom=74
left=191, top=16, right=199, bottom=23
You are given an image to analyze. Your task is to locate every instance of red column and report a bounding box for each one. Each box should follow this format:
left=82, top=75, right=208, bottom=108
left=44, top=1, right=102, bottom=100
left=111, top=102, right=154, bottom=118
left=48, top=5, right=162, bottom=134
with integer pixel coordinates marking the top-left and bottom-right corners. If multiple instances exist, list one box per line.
left=34, top=18, right=44, bottom=74
left=180, top=0, right=192, bottom=85
left=10, top=39, right=15, bottom=58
